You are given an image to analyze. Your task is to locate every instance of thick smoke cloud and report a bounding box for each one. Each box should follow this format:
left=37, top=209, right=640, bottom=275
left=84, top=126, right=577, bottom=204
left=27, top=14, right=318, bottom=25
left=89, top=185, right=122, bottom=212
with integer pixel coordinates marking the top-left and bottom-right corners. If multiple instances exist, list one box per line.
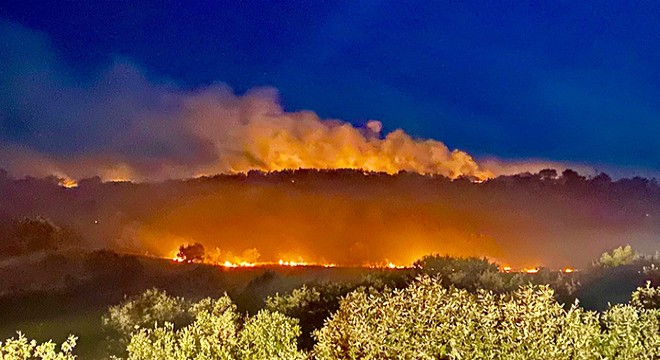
left=0, top=22, right=489, bottom=181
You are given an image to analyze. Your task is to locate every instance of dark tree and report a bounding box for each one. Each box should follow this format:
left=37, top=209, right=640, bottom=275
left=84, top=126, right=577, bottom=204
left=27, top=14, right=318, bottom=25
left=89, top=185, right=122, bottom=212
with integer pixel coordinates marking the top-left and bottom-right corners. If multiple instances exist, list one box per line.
left=538, top=168, right=558, bottom=180
left=177, top=242, right=205, bottom=263
left=561, top=169, right=585, bottom=184
left=0, top=217, right=71, bottom=256
left=590, top=172, right=612, bottom=187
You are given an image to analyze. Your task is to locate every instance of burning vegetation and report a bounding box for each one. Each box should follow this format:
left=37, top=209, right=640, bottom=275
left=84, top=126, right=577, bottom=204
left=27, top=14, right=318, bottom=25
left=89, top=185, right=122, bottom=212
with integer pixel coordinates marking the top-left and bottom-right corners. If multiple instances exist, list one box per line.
left=0, top=168, right=658, bottom=269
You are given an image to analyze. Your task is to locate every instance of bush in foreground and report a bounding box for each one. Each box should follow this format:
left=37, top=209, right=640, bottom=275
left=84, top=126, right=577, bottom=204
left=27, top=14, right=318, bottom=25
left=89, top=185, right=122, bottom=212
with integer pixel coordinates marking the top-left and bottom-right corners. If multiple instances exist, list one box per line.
left=124, top=295, right=306, bottom=360
left=103, top=288, right=192, bottom=339
left=314, top=276, right=660, bottom=359
left=0, top=333, right=77, bottom=360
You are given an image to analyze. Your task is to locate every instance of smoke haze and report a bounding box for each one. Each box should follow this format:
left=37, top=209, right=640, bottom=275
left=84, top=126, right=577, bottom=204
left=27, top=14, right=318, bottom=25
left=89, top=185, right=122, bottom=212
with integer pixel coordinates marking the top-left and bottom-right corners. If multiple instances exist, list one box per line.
left=0, top=170, right=658, bottom=268
left=1, top=22, right=658, bottom=269
left=0, top=21, right=490, bottom=182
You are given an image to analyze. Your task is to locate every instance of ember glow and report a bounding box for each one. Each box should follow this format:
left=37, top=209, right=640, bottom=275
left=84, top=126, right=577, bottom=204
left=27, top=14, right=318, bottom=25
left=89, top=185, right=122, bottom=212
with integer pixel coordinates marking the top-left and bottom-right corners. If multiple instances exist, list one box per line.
left=171, top=251, right=405, bottom=268
left=58, top=178, right=79, bottom=188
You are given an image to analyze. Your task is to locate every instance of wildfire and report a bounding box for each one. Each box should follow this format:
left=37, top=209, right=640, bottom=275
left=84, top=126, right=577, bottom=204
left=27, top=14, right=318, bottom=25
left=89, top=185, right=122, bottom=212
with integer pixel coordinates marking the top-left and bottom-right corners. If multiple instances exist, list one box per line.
left=169, top=248, right=571, bottom=272
left=278, top=259, right=305, bottom=267
left=365, top=261, right=408, bottom=269
left=221, top=261, right=256, bottom=268
left=213, top=259, right=339, bottom=268
left=170, top=253, right=404, bottom=269
left=58, top=178, right=79, bottom=188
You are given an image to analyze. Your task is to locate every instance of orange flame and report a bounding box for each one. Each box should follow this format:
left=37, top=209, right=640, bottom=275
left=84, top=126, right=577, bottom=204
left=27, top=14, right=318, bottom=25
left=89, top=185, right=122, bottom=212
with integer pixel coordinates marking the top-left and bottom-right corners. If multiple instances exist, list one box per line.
left=58, top=178, right=79, bottom=188
left=170, top=250, right=407, bottom=269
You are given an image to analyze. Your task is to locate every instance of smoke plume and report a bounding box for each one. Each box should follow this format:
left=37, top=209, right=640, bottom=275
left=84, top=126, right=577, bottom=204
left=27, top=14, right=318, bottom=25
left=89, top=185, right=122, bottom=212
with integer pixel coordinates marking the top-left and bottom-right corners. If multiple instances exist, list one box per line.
left=0, top=21, right=489, bottom=182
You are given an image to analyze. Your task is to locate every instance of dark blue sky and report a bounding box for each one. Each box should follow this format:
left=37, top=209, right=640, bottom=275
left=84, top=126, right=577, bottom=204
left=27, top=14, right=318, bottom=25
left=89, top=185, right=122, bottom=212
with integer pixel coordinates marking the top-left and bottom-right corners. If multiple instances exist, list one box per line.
left=1, top=1, right=659, bottom=174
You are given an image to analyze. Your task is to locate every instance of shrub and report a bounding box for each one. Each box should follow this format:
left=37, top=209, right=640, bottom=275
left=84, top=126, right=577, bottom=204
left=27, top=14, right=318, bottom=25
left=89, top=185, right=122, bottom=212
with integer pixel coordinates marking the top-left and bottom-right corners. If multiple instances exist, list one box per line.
left=103, top=288, right=191, bottom=339
left=125, top=296, right=239, bottom=360
left=123, top=295, right=305, bottom=360
left=0, top=333, right=77, bottom=359
left=266, top=283, right=349, bottom=350
left=238, top=310, right=305, bottom=360
left=597, top=245, right=639, bottom=267
left=601, top=304, right=660, bottom=359
left=631, top=282, right=660, bottom=310
left=412, top=255, right=522, bottom=292
left=314, top=276, right=660, bottom=359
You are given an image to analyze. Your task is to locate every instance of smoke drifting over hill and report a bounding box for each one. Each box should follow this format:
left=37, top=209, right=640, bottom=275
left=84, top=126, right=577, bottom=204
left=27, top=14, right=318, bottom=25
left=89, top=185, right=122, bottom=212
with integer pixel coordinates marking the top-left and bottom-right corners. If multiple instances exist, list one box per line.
left=0, top=21, right=489, bottom=182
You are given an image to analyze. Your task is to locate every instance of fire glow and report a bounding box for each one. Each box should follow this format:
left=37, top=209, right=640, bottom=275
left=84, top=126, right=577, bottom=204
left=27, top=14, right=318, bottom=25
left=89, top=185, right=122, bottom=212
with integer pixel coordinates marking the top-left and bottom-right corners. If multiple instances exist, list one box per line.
left=58, top=178, right=79, bottom=188
left=171, top=254, right=404, bottom=269
left=171, top=253, right=574, bottom=272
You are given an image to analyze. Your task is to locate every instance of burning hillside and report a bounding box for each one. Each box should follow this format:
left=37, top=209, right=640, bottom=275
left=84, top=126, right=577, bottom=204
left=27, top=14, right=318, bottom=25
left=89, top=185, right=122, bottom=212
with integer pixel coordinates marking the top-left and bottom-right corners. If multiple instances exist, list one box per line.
left=0, top=169, right=657, bottom=268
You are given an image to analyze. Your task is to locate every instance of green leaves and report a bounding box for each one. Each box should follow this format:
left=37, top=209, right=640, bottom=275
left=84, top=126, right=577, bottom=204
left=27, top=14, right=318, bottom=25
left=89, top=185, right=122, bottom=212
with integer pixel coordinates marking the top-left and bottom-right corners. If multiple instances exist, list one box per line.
left=238, top=310, right=305, bottom=360
left=7, top=272, right=660, bottom=359
left=631, top=282, right=660, bottom=310
left=0, top=333, right=77, bottom=360
left=123, top=296, right=306, bottom=360
left=102, top=288, right=192, bottom=339
left=597, top=245, right=639, bottom=268
left=314, top=276, right=660, bottom=359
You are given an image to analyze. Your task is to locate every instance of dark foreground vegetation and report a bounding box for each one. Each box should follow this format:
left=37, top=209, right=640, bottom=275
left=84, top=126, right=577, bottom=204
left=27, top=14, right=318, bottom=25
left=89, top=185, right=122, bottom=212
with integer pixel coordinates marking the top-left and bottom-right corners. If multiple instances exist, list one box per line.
left=0, top=246, right=659, bottom=359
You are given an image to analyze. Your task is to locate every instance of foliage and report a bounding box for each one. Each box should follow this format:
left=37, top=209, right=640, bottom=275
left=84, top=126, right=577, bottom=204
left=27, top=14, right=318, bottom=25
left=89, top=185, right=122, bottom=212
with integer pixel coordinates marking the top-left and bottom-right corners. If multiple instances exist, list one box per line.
left=632, top=282, right=660, bottom=310
left=0, top=217, right=72, bottom=256
left=102, top=288, right=191, bottom=339
left=314, top=276, right=660, bottom=359
left=177, top=243, right=205, bottom=263
left=123, top=295, right=306, bottom=360
left=0, top=333, right=77, bottom=360
left=238, top=310, right=305, bottom=360
left=85, top=249, right=144, bottom=284
left=359, top=269, right=414, bottom=290
left=267, top=258, right=584, bottom=352
left=125, top=296, right=239, bottom=360
left=413, top=254, right=523, bottom=292
left=266, top=283, right=351, bottom=350
left=600, top=304, right=660, bottom=359
left=597, top=244, right=639, bottom=268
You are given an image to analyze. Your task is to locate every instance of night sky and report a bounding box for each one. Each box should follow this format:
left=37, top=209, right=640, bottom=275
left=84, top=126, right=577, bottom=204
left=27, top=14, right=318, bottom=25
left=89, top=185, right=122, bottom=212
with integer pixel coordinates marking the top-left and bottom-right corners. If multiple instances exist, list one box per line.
left=1, top=1, right=659, bottom=178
